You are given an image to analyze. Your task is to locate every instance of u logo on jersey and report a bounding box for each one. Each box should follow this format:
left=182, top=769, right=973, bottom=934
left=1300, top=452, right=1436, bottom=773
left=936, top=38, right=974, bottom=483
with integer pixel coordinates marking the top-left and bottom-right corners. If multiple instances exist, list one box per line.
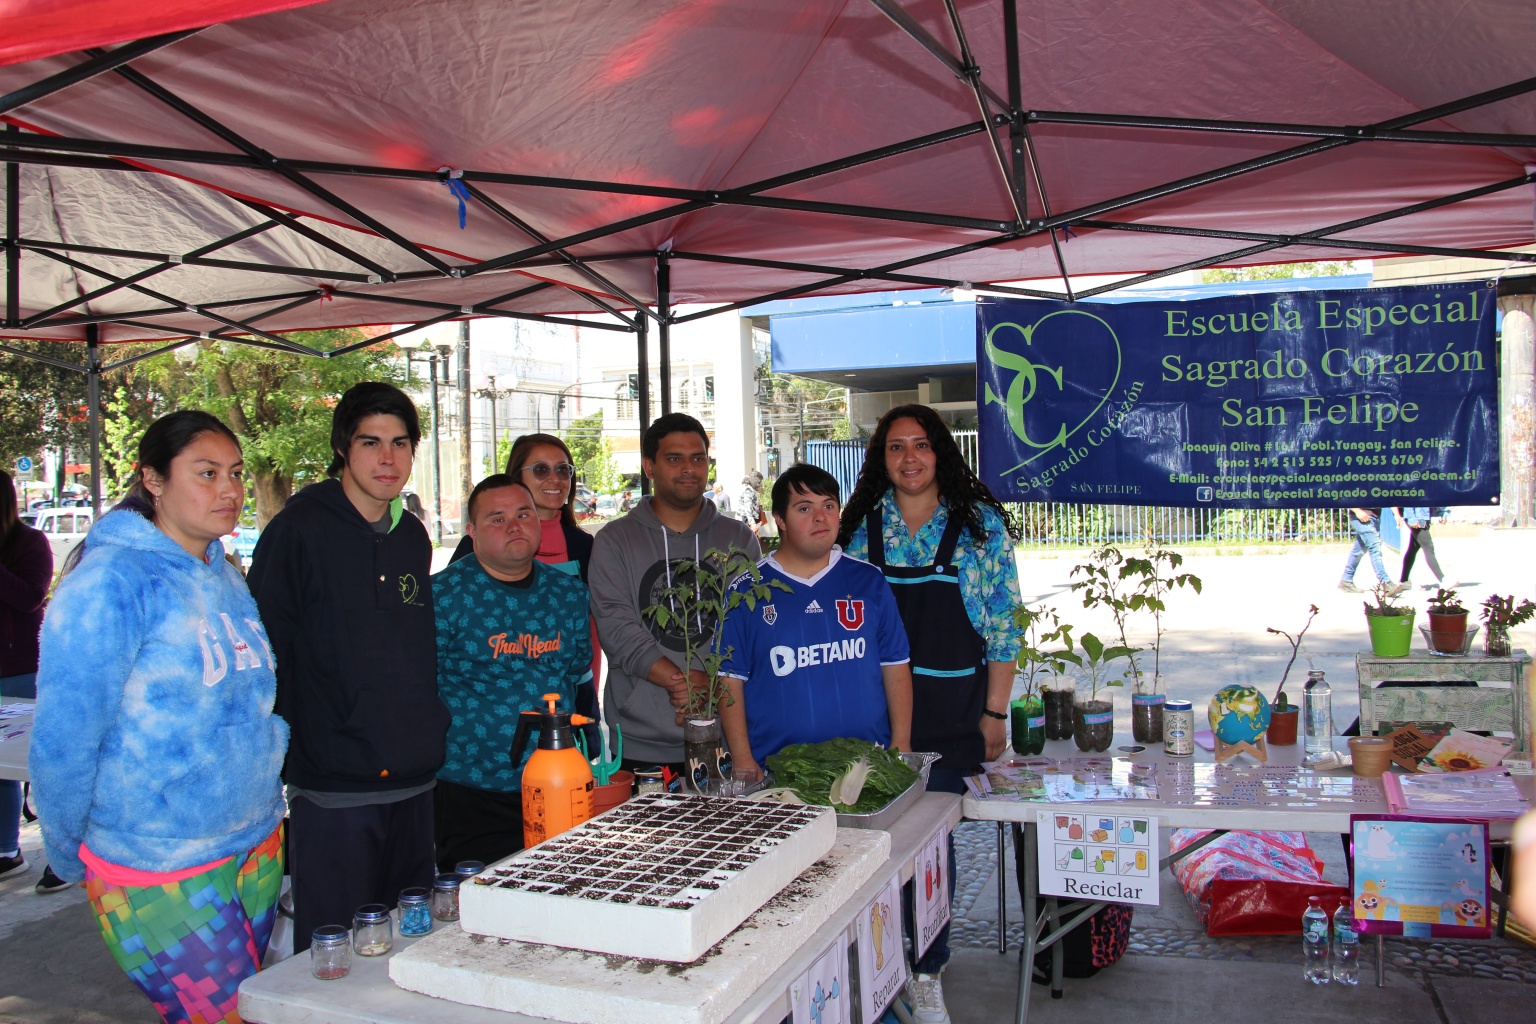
left=835, top=598, right=865, bottom=631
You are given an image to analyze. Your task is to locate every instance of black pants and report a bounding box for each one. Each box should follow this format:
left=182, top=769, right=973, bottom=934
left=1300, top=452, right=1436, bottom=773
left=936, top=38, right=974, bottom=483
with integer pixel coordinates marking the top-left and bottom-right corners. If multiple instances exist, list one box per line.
left=1400, top=525, right=1444, bottom=583
left=288, top=791, right=436, bottom=953
left=433, top=777, right=525, bottom=872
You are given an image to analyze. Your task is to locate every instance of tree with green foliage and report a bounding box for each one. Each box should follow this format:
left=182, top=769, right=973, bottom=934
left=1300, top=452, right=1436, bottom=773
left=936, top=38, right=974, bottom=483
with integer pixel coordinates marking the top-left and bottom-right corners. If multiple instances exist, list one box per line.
left=563, top=409, right=622, bottom=494
left=1201, top=261, right=1359, bottom=284
left=0, top=340, right=90, bottom=465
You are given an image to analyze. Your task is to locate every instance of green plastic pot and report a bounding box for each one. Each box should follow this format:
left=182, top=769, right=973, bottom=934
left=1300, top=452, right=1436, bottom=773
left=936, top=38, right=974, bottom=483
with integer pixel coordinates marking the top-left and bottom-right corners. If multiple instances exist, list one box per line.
left=1366, top=610, right=1415, bottom=657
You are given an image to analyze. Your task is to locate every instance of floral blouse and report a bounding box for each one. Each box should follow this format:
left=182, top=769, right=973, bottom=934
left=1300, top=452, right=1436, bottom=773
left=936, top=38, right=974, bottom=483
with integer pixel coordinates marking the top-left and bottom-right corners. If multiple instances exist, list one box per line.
left=844, top=491, right=1023, bottom=662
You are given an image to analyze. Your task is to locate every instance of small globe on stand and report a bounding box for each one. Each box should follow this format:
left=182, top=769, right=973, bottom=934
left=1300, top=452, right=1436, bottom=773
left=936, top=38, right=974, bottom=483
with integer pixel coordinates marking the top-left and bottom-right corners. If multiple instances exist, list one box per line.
left=1207, top=684, right=1272, bottom=762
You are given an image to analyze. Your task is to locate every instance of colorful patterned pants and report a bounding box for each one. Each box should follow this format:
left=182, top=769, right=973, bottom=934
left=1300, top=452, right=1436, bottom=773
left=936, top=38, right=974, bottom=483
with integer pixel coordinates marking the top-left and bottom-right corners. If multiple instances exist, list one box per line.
left=86, top=825, right=284, bottom=1024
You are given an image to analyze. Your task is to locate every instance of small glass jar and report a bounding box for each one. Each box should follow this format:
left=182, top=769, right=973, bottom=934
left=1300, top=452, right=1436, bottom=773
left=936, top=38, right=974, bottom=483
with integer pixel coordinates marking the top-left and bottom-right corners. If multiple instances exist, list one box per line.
left=352, top=904, right=393, bottom=957
left=432, top=873, right=462, bottom=922
left=398, top=887, right=433, bottom=937
left=454, top=860, right=486, bottom=881
left=310, top=925, right=351, bottom=980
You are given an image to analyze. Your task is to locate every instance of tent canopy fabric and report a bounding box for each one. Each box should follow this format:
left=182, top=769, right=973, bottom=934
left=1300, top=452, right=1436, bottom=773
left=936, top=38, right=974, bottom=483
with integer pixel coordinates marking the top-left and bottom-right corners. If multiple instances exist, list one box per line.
left=3, top=0, right=1536, bottom=346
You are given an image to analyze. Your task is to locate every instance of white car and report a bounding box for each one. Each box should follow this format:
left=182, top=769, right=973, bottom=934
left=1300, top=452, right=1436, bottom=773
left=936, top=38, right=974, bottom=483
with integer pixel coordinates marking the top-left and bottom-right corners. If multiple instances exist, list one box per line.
left=33, top=507, right=94, bottom=566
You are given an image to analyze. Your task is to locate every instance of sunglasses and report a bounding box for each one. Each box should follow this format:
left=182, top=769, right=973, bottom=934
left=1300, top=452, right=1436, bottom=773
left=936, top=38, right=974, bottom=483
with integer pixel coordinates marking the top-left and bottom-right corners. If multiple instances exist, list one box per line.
left=522, top=461, right=575, bottom=480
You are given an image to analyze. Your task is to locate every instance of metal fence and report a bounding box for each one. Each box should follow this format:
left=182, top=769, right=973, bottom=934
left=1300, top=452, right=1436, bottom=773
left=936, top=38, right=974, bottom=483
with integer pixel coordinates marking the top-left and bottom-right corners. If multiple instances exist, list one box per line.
left=805, top=434, right=1355, bottom=548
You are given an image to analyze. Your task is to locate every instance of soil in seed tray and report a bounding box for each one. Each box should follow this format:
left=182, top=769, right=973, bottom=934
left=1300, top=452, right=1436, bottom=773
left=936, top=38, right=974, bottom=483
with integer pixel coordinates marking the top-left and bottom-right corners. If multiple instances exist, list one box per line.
left=611, top=894, right=634, bottom=903
left=638, top=897, right=661, bottom=907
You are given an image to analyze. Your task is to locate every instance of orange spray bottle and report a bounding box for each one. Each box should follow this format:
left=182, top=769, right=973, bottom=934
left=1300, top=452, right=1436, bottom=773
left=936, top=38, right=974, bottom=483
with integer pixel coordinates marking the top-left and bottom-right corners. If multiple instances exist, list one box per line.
left=510, top=693, right=595, bottom=847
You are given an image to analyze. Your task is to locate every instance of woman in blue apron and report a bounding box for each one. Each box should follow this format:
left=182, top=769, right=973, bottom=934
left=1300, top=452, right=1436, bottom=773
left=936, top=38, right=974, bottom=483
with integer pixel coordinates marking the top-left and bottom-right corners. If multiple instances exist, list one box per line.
left=840, top=404, right=1023, bottom=1024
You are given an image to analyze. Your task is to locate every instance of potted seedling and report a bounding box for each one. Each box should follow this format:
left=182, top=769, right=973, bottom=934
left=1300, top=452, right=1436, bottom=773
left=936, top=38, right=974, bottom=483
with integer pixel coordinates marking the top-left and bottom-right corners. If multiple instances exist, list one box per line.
left=1121, top=549, right=1202, bottom=743
left=1364, top=581, right=1415, bottom=658
left=1481, top=593, right=1536, bottom=658
left=1011, top=604, right=1081, bottom=753
left=1425, top=588, right=1471, bottom=654
left=644, top=545, right=791, bottom=792
left=1072, top=632, right=1135, bottom=752
left=1264, top=604, right=1317, bottom=745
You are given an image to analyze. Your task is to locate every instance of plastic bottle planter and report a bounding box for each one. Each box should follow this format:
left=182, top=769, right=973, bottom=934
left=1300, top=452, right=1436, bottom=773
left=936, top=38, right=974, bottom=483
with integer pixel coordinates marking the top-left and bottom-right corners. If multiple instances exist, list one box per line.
left=1131, top=686, right=1165, bottom=743
left=1010, top=696, right=1046, bottom=756
left=1366, top=608, right=1415, bottom=658
left=1041, top=679, right=1075, bottom=740
left=684, top=718, right=729, bottom=794
left=1072, top=693, right=1114, bottom=752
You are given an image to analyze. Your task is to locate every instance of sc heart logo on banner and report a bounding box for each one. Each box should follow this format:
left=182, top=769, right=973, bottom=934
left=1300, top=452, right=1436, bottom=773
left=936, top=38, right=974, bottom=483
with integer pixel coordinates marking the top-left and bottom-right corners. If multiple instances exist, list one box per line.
left=983, top=309, right=1122, bottom=471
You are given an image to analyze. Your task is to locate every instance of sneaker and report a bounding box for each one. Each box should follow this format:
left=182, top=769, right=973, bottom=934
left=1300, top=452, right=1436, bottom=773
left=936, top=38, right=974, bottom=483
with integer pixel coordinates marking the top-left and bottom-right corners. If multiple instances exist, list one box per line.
left=1440, top=580, right=1460, bottom=591
left=1388, top=582, right=1411, bottom=597
left=1337, top=581, right=1362, bottom=593
left=35, top=864, right=70, bottom=894
left=903, top=973, right=951, bottom=1024
left=0, top=852, right=24, bottom=879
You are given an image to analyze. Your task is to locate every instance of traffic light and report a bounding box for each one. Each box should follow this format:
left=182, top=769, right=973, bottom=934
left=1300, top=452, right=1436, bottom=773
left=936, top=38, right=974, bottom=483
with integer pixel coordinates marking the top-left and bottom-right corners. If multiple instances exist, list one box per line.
left=704, top=375, right=715, bottom=400
left=626, top=373, right=639, bottom=400
left=763, top=427, right=774, bottom=447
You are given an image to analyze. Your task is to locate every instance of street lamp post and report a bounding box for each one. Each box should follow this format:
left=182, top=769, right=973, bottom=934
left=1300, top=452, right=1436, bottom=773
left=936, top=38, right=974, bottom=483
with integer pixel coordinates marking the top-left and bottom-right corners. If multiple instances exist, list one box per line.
left=430, top=347, right=448, bottom=546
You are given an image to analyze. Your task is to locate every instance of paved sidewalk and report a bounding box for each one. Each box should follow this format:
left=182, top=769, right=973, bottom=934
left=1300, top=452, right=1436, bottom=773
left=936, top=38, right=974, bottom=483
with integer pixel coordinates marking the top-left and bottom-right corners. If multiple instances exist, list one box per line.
left=2, top=532, right=1532, bottom=1023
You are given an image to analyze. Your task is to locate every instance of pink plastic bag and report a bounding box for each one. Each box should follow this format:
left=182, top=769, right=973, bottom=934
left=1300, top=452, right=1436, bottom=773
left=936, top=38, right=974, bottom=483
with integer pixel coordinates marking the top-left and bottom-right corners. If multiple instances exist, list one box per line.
left=1169, top=829, right=1350, bottom=936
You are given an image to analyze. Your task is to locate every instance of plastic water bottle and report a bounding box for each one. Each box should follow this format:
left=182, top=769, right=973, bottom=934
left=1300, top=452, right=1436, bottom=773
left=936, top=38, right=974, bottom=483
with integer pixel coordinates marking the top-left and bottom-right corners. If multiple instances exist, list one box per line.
left=1303, top=670, right=1333, bottom=759
left=1302, top=895, right=1331, bottom=984
left=1332, top=902, right=1359, bottom=985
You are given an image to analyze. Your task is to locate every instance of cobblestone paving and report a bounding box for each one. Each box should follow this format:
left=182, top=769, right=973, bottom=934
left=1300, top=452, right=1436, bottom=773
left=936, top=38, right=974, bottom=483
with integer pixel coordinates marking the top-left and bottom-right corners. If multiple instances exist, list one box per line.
left=948, top=821, right=1536, bottom=985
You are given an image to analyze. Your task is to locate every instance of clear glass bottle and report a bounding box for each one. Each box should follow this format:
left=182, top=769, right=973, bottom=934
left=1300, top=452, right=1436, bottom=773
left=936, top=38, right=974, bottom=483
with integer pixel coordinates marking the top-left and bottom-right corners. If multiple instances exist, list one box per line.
left=398, top=887, right=433, bottom=937
left=1303, top=670, right=1333, bottom=759
left=432, top=873, right=462, bottom=922
left=310, top=925, right=351, bottom=980
left=1302, top=895, right=1331, bottom=984
left=352, top=904, right=393, bottom=957
left=1332, top=902, right=1359, bottom=985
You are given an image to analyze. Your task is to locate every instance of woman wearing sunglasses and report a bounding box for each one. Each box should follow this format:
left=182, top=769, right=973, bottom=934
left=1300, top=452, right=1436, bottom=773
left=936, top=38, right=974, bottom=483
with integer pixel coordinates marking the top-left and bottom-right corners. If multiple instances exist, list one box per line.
left=451, top=433, right=600, bottom=723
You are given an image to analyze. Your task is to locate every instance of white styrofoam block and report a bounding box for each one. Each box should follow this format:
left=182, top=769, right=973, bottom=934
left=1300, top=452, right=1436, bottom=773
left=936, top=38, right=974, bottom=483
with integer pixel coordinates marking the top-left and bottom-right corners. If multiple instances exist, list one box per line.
left=389, top=827, right=890, bottom=1024
left=457, top=793, right=835, bottom=963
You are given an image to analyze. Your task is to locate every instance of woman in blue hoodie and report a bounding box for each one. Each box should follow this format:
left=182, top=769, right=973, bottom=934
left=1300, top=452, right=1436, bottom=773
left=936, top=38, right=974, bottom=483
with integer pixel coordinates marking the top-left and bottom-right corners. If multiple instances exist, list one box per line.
left=30, top=411, right=288, bottom=1024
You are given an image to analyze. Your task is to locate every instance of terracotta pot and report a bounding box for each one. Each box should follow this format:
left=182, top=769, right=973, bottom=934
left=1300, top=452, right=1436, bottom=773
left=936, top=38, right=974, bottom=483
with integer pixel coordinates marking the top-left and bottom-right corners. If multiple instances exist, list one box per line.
left=1427, top=610, right=1469, bottom=654
left=1348, top=738, right=1392, bottom=777
left=591, top=770, right=634, bottom=816
left=1267, top=705, right=1300, bottom=745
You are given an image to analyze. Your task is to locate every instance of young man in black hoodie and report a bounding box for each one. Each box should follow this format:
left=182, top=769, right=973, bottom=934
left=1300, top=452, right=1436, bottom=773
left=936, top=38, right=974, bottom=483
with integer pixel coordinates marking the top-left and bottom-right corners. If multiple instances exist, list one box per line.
left=248, top=382, right=448, bottom=952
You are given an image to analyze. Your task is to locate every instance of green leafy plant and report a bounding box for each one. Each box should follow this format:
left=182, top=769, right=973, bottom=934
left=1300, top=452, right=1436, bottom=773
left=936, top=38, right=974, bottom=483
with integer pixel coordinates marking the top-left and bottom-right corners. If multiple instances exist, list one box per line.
left=1010, top=604, right=1082, bottom=700
left=764, top=738, right=919, bottom=813
left=1266, top=603, right=1318, bottom=710
left=1071, top=546, right=1200, bottom=693
left=1364, top=581, right=1412, bottom=618
left=1427, top=588, right=1466, bottom=615
left=642, top=545, right=791, bottom=720
left=1121, top=549, right=1202, bottom=690
left=1077, top=631, right=1135, bottom=701
left=1482, top=593, right=1536, bottom=629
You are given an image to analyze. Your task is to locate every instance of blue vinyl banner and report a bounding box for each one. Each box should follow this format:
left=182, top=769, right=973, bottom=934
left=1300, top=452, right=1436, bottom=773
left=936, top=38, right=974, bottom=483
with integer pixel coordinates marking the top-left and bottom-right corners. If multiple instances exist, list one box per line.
left=976, top=284, right=1499, bottom=508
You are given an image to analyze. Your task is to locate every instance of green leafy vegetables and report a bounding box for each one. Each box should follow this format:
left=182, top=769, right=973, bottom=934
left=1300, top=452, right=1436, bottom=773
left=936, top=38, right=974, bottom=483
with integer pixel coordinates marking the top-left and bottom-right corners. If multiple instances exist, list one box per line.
left=764, top=738, right=919, bottom=813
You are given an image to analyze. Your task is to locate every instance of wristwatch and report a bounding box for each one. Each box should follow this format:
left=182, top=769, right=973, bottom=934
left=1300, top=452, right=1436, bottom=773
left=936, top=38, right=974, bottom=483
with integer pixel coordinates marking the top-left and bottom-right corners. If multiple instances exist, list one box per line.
left=982, top=707, right=1007, bottom=720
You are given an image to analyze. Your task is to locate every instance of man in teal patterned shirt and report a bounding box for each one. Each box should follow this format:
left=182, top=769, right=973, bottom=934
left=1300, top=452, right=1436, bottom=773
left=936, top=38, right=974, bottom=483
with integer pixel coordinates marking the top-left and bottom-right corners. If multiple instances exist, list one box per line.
left=431, top=474, right=593, bottom=869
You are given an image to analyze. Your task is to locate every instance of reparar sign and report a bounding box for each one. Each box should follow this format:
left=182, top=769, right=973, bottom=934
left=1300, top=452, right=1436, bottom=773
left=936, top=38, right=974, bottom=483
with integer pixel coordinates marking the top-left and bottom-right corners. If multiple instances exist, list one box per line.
left=976, top=284, right=1498, bottom=508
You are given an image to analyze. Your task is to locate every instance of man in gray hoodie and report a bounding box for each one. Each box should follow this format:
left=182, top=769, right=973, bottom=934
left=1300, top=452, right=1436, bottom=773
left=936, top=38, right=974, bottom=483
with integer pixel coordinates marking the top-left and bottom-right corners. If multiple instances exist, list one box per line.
left=590, top=413, right=760, bottom=771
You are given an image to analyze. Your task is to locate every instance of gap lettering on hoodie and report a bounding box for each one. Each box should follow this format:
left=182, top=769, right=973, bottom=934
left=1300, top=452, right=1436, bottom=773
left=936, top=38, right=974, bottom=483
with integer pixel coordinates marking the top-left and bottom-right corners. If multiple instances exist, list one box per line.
left=487, top=631, right=564, bottom=660
left=198, top=615, right=272, bottom=687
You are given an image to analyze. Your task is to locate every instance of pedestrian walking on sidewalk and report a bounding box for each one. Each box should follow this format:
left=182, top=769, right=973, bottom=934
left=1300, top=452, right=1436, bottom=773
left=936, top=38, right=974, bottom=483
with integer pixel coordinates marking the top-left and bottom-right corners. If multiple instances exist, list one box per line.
left=0, top=469, right=51, bottom=884
left=1394, top=506, right=1455, bottom=590
left=29, top=411, right=288, bottom=1024
left=1339, top=508, right=1404, bottom=595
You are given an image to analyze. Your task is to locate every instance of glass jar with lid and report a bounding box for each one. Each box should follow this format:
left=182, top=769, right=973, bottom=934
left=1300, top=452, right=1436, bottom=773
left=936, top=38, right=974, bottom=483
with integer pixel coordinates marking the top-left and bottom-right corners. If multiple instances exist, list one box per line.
left=352, top=904, right=393, bottom=956
left=310, top=925, right=351, bottom=980
left=398, top=887, right=433, bottom=936
left=432, top=873, right=462, bottom=922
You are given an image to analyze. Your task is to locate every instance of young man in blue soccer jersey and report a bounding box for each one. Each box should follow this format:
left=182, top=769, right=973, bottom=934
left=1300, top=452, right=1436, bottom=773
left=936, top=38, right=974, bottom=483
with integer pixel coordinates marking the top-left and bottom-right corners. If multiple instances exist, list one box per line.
left=431, top=474, right=593, bottom=869
left=718, top=464, right=912, bottom=781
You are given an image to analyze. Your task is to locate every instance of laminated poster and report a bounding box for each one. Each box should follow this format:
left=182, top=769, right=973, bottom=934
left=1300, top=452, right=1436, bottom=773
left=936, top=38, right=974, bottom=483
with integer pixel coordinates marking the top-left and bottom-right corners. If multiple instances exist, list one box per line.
left=790, top=937, right=849, bottom=1024
left=912, top=824, right=950, bottom=959
left=1036, top=808, right=1159, bottom=907
left=1349, top=816, right=1492, bottom=938
left=855, top=872, right=907, bottom=1023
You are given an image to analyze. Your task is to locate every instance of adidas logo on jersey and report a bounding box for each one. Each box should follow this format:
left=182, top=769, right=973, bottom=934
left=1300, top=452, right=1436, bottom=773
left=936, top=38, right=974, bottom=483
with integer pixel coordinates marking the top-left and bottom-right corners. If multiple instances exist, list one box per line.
left=804, top=600, right=824, bottom=613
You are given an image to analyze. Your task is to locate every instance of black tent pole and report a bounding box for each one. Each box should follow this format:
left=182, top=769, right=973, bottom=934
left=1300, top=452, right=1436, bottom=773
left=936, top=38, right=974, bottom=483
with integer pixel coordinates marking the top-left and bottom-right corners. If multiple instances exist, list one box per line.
left=86, top=324, right=102, bottom=515
left=5, top=124, right=17, bottom=328
left=637, top=316, right=650, bottom=496
left=657, top=253, right=672, bottom=418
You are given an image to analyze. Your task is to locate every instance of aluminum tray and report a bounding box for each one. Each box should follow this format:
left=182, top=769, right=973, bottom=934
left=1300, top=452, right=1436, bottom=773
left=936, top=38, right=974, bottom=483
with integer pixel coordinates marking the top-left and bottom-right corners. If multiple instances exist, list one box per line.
left=751, top=751, right=941, bottom=830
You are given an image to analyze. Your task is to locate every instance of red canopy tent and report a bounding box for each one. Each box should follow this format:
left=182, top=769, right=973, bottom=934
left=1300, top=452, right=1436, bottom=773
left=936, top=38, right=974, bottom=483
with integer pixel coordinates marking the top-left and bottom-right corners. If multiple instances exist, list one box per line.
left=3, top=0, right=1535, bottom=501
